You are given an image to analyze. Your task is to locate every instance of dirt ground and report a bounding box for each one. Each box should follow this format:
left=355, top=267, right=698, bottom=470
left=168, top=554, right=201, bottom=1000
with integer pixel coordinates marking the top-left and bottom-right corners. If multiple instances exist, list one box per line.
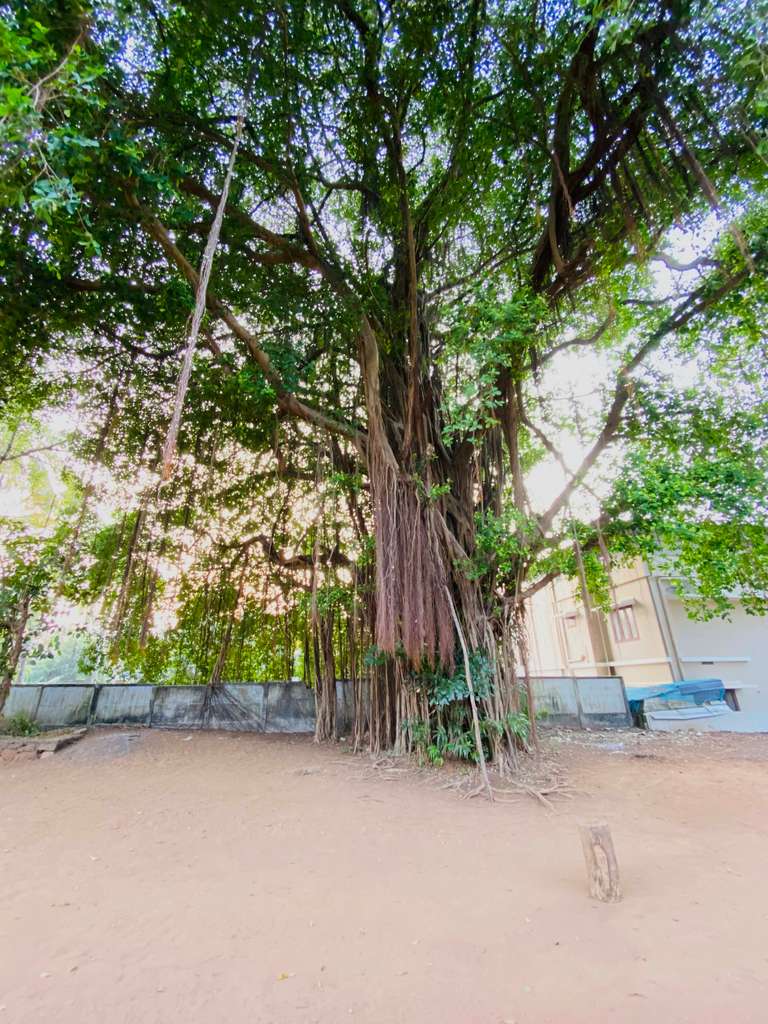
left=2, top=727, right=768, bottom=1024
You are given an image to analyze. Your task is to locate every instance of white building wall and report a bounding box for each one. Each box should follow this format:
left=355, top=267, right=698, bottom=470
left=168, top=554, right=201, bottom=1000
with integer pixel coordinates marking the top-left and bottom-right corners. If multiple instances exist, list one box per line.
left=526, top=585, right=569, bottom=676
left=659, top=582, right=768, bottom=713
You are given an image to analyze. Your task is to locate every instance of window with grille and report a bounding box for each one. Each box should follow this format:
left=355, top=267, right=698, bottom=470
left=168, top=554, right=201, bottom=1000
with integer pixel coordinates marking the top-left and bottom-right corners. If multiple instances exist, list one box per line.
left=611, top=603, right=639, bottom=643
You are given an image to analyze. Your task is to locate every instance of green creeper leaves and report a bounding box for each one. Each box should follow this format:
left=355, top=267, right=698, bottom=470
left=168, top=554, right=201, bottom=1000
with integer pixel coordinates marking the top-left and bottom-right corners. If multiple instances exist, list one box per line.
left=1, top=9, right=103, bottom=229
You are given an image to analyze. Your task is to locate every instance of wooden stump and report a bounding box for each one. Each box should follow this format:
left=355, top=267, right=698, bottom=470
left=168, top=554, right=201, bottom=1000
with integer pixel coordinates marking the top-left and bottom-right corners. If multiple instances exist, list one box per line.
left=579, top=822, right=622, bottom=902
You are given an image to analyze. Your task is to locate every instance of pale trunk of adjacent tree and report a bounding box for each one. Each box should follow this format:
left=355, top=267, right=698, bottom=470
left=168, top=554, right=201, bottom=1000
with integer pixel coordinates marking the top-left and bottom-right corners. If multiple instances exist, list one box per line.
left=0, top=590, right=32, bottom=715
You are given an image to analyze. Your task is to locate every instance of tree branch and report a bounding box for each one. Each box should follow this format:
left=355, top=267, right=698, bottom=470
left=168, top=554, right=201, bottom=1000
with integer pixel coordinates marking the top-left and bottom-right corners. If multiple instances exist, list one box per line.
left=177, top=176, right=320, bottom=269
left=538, top=311, right=616, bottom=366
left=233, top=533, right=352, bottom=570
left=126, top=193, right=366, bottom=449
left=538, top=266, right=751, bottom=533
left=651, top=252, right=720, bottom=273
left=516, top=571, right=558, bottom=605
left=0, top=441, right=66, bottom=465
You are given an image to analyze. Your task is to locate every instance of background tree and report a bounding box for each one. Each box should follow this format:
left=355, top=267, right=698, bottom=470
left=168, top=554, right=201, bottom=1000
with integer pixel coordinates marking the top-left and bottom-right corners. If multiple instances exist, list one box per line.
left=0, top=409, right=93, bottom=708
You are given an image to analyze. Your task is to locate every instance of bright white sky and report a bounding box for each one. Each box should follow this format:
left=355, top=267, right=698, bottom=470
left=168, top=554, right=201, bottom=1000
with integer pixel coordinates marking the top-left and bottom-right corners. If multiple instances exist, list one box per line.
left=526, top=215, right=720, bottom=514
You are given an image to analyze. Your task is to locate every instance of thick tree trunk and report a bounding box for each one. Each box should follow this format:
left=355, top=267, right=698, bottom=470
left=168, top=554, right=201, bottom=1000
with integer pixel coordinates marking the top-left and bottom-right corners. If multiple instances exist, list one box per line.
left=353, top=308, right=529, bottom=768
left=357, top=552, right=524, bottom=768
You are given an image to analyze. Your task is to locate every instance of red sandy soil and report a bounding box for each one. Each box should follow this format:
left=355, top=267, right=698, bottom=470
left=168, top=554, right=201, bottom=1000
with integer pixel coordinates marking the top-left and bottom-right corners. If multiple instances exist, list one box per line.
left=2, top=727, right=767, bottom=1024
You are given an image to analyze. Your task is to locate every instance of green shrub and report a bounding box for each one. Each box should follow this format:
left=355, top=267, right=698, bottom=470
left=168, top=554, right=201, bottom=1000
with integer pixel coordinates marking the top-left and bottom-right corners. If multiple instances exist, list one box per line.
left=0, top=711, right=41, bottom=737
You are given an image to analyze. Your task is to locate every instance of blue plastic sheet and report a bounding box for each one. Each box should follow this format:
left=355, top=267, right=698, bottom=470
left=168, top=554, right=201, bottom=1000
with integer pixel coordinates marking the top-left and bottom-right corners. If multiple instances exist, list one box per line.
left=625, top=679, right=725, bottom=716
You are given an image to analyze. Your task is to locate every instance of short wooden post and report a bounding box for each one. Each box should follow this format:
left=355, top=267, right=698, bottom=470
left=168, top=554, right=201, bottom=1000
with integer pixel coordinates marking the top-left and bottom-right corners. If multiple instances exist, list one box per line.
left=579, top=822, right=622, bottom=902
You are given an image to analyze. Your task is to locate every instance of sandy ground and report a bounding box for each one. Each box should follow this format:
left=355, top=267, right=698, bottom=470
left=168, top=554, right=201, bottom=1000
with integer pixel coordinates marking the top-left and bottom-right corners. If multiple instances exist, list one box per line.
left=2, top=728, right=768, bottom=1024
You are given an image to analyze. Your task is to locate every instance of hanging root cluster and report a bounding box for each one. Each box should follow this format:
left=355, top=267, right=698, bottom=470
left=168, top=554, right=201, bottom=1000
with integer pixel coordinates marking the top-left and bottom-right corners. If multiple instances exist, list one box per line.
left=369, top=442, right=454, bottom=670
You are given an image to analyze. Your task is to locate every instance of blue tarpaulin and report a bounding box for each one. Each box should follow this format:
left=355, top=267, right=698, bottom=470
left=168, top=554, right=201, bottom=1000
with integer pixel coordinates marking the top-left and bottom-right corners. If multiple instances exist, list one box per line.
left=625, top=679, right=725, bottom=716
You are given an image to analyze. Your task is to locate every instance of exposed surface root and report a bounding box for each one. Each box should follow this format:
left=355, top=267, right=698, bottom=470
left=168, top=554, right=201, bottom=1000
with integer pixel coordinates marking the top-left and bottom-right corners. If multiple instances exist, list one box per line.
left=330, top=739, right=574, bottom=807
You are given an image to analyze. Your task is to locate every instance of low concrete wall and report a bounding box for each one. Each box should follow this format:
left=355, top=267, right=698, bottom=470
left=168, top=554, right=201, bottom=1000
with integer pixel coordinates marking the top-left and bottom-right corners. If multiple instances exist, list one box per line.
left=4, top=681, right=355, bottom=735
left=5, top=676, right=630, bottom=734
left=531, top=675, right=631, bottom=729
left=95, top=685, right=153, bottom=726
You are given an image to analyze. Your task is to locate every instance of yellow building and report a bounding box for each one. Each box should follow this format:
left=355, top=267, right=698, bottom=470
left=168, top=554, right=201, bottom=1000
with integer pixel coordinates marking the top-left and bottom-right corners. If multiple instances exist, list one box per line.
left=526, top=559, right=766, bottom=714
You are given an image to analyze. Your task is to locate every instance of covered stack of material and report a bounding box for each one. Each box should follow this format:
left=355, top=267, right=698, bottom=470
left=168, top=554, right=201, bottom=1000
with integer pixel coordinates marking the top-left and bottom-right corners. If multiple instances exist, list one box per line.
left=626, top=680, right=728, bottom=731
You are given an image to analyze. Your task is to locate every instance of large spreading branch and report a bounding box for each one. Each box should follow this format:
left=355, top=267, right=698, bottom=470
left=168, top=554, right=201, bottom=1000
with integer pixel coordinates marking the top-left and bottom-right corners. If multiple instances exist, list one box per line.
left=234, top=533, right=353, bottom=571
left=126, top=193, right=366, bottom=450
left=537, top=266, right=752, bottom=534
left=529, top=18, right=679, bottom=294
left=176, top=172, right=364, bottom=310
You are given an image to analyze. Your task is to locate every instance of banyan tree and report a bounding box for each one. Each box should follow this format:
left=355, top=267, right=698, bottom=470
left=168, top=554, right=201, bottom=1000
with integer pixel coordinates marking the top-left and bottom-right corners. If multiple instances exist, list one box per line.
left=2, top=0, right=767, bottom=767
